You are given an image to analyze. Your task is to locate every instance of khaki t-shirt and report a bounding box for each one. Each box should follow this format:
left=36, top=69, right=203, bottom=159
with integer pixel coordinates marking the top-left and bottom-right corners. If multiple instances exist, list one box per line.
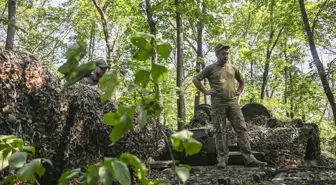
left=195, top=63, right=243, bottom=102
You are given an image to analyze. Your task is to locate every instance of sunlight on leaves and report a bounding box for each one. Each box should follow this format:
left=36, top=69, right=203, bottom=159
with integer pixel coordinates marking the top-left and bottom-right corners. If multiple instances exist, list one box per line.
left=58, top=169, right=81, bottom=185
left=99, top=70, right=119, bottom=102
left=151, top=64, right=168, bottom=83
left=110, top=114, right=133, bottom=144
left=157, top=42, right=172, bottom=59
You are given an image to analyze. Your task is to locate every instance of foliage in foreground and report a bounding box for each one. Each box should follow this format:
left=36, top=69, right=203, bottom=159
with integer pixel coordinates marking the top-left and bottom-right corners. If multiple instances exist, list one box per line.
left=0, top=135, right=51, bottom=185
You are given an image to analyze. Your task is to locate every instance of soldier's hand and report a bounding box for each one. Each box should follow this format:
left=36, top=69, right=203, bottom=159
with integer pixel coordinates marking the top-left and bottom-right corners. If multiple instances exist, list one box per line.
left=235, top=90, right=242, bottom=96
left=205, top=89, right=216, bottom=95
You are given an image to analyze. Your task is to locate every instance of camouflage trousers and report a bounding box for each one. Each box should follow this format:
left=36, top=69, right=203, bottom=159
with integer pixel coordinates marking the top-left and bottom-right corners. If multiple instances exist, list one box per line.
left=211, top=99, right=256, bottom=164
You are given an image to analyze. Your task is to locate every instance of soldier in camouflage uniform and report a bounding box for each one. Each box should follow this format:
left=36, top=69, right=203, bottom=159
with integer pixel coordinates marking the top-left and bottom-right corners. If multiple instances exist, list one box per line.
left=192, top=44, right=267, bottom=168
left=79, top=58, right=109, bottom=87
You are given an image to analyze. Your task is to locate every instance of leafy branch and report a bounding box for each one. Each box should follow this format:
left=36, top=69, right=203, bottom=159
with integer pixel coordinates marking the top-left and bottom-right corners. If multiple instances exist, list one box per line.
left=0, top=135, right=52, bottom=185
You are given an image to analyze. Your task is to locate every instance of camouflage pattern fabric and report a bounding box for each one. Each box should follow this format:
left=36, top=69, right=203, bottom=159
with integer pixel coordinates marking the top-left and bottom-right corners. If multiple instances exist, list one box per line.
left=211, top=99, right=257, bottom=164
left=79, top=76, right=98, bottom=86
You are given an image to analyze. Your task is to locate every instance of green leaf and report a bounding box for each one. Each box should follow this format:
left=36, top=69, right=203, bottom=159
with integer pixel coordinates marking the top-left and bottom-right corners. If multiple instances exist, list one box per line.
left=29, top=178, right=36, bottom=185
left=170, top=130, right=193, bottom=141
left=134, top=70, right=150, bottom=88
left=98, top=166, right=113, bottom=185
left=170, top=137, right=184, bottom=152
left=138, top=109, right=147, bottom=129
left=110, top=114, right=132, bottom=144
left=151, top=64, right=168, bottom=83
left=58, top=169, right=81, bottom=185
left=172, top=165, right=190, bottom=183
left=183, top=138, right=203, bottom=156
left=170, top=130, right=194, bottom=152
left=143, top=100, right=163, bottom=118
left=0, top=135, right=16, bottom=141
left=86, top=164, right=100, bottom=185
left=8, top=151, right=27, bottom=169
left=0, top=149, right=12, bottom=170
left=157, top=42, right=172, bottom=59
left=65, top=41, right=87, bottom=60
left=120, top=153, right=147, bottom=183
left=0, top=175, right=16, bottom=185
left=4, top=137, right=24, bottom=148
left=103, top=113, right=120, bottom=126
left=133, top=49, right=153, bottom=61
left=58, top=41, right=87, bottom=75
left=63, top=62, right=96, bottom=87
left=111, top=160, right=131, bottom=185
left=99, top=70, right=119, bottom=102
left=17, top=159, right=41, bottom=181
left=22, top=146, right=35, bottom=156
left=118, top=106, right=135, bottom=118
left=35, top=164, right=46, bottom=177
left=130, top=36, right=155, bottom=61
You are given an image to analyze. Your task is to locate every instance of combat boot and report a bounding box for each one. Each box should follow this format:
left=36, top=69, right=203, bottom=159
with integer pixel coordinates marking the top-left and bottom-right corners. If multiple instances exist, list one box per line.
left=216, top=161, right=227, bottom=168
left=245, top=158, right=268, bottom=167
left=216, top=157, right=227, bottom=168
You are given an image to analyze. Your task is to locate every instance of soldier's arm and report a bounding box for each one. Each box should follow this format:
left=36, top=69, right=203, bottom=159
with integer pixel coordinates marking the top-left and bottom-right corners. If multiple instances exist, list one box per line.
left=235, top=67, right=245, bottom=95
left=192, top=77, right=208, bottom=94
left=193, top=66, right=215, bottom=95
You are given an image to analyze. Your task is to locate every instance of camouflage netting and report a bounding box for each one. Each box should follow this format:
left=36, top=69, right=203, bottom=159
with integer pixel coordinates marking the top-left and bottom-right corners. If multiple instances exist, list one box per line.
left=246, top=117, right=321, bottom=166
left=185, top=104, right=321, bottom=166
left=0, top=49, right=166, bottom=184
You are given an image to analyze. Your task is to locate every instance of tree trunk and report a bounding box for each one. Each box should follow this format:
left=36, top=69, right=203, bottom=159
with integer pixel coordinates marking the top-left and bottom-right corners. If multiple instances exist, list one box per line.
left=261, top=49, right=271, bottom=99
left=194, top=0, right=205, bottom=112
left=92, top=0, right=113, bottom=64
left=260, top=0, right=284, bottom=100
left=250, top=60, right=254, bottom=103
left=289, top=70, right=294, bottom=119
left=88, top=22, right=95, bottom=61
left=5, top=0, right=16, bottom=50
left=299, top=0, right=336, bottom=125
left=175, top=0, right=186, bottom=130
left=284, top=47, right=290, bottom=117
left=260, top=27, right=284, bottom=100
left=145, top=0, right=157, bottom=64
left=284, top=65, right=289, bottom=116
left=145, top=0, right=164, bottom=123
left=203, top=63, right=208, bottom=105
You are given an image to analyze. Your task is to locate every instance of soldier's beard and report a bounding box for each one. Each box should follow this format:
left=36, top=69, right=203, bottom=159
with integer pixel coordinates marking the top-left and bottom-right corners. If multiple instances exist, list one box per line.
left=217, top=59, right=228, bottom=66
left=96, top=72, right=104, bottom=78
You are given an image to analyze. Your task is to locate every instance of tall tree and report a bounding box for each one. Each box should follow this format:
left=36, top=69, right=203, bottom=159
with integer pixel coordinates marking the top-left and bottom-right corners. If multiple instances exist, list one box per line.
left=92, top=0, right=113, bottom=64
left=144, top=0, right=165, bottom=123
left=145, top=0, right=157, bottom=64
left=194, top=0, right=206, bottom=111
left=5, top=0, right=16, bottom=50
left=299, top=0, right=336, bottom=125
left=175, top=0, right=186, bottom=130
left=260, top=0, right=284, bottom=100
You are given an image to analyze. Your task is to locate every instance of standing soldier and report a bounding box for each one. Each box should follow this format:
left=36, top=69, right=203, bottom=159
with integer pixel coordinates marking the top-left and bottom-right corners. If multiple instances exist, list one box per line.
left=192, top=44, right=267, bottom=168
left=80, top=58, right=109, bottom=87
